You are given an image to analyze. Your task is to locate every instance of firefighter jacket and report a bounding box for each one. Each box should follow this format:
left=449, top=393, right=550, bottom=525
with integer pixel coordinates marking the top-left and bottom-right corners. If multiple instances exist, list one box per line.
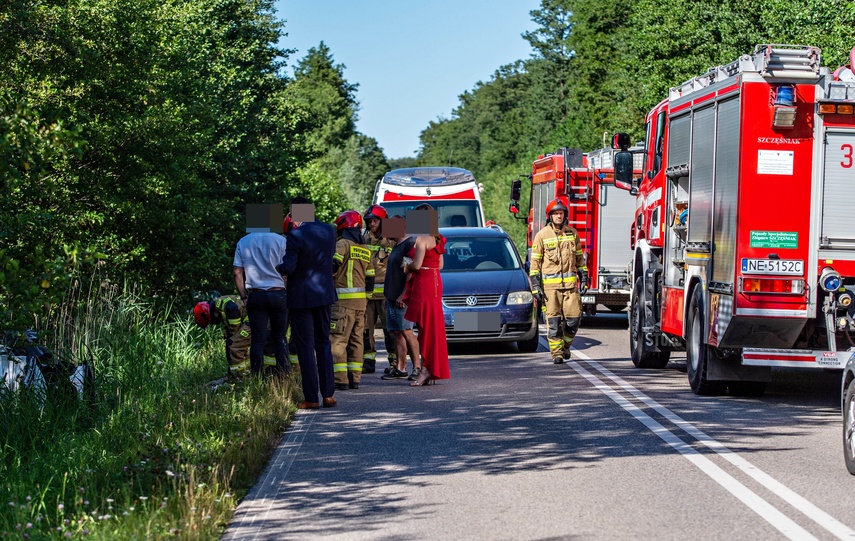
left=212, top=295, right=248, bottom=339
left=529, top=223, right=587, bottom=291
left=363, top=231, right=395, bottom=301
left=333, top=237, right=376, bottom=308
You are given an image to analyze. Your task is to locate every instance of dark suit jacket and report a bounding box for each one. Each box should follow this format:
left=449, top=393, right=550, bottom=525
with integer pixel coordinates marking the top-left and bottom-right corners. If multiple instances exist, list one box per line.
left=281, top=221, right=338, bottom=309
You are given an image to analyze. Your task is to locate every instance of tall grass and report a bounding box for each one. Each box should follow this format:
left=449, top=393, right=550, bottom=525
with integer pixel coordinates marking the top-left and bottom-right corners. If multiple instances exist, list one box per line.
left=0, top=275, right=298, bottom=539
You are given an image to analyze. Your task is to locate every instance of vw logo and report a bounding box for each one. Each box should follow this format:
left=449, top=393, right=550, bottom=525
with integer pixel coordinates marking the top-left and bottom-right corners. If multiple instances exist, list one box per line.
left=466, top=296, right=478, bottom=306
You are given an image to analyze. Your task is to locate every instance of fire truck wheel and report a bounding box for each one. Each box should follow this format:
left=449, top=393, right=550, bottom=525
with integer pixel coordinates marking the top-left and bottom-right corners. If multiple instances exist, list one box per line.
left=630, top=279, right=670, bottom=369
left=844, top=378, right=855, bottom=475
left=686, top=288, right=726, bottom=395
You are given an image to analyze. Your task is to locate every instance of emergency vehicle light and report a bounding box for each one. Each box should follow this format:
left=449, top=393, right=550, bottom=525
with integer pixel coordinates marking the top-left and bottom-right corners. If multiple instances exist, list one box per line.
left=818, top=103, right=855, bottom=115
left=772, top=106, right=797, bottom=128
left=820, top=267, right=842, bottom=292
left=739, top=277, right=804, bottom=295
left=774, top=86, right=795, bottom=106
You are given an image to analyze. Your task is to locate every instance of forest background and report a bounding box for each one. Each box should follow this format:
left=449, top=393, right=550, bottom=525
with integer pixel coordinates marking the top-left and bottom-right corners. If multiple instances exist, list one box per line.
left=3, top=0, right=855, bottom=329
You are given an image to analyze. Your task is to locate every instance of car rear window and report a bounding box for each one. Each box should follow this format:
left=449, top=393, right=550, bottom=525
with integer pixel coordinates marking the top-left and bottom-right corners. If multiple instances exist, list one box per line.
left=443, top=237, right=521, bottom=272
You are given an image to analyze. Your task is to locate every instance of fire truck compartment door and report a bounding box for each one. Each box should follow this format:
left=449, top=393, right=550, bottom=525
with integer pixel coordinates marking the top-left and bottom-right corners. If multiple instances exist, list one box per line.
left=821, top=132, right=855, bottom=246
left=597, top=184, right=636, bottom=271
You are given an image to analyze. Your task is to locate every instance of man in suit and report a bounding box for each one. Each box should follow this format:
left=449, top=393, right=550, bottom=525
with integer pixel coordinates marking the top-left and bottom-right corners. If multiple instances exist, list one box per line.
left=276, top=197, right=338, bottom=409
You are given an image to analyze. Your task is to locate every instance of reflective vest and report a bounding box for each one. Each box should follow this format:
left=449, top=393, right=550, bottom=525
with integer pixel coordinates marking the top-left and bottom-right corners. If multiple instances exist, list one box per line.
left=529, top=223, right=587, bottom=291
left=213, top=295, right=248, bottom=339
left=333, top=238, right=375, bottom=308
left=363, top=231, right=395, bottom=300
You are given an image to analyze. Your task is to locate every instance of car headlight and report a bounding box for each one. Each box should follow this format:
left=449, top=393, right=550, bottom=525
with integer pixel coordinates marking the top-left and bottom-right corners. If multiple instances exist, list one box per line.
left=507, top=291, right=533, bottom=305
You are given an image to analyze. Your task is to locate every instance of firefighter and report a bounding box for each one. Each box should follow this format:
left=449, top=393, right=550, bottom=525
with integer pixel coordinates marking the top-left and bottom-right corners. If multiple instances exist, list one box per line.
left=361, top=204, right=397, bottom=374
left=529, top=198, right=588, bottom=364
left=194, top=295, right=253, bottom=378
left=194, top=296, right=282, bottom=378
left=331, top=210, right=376, bottom=390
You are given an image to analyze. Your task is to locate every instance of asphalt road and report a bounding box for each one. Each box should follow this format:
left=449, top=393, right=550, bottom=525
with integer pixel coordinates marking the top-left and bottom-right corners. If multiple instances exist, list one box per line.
left=224, top=311, right=855, bottom=541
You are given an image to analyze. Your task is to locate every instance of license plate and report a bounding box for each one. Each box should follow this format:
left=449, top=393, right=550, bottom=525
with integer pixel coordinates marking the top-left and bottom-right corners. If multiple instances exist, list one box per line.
left=741, top=258, right=803, bottom=276
left=581, top=295, right=596, bottom=304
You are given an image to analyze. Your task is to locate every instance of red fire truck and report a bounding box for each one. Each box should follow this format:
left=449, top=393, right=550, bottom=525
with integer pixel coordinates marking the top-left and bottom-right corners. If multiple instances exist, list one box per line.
left=614, top=44, right=855, bottom=395
left=509, top=145, right=640, bottom=315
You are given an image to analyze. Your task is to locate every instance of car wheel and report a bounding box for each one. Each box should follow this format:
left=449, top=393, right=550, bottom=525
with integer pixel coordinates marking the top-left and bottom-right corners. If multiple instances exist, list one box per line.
left=844, top=378, right=855, bottom=475
left=517, top=328, right=540, bottom=353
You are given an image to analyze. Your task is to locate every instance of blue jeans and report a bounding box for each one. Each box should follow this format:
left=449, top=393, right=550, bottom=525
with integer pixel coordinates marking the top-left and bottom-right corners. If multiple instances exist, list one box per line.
left=246, top=289, right=288, bottom=375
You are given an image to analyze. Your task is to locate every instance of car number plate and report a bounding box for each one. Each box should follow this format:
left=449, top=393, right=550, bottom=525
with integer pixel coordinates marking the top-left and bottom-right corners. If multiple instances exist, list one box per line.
left=740, top=258, right=803, bottom=276
left=580, top=295, right=596, bottom=304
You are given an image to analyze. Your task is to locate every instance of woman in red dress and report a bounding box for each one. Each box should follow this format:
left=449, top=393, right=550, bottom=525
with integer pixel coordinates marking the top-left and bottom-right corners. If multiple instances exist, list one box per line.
left=404, top=230, right=450, bottom=386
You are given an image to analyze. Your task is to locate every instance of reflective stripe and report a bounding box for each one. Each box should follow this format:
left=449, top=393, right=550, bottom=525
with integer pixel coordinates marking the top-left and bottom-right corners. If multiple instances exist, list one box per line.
left=548, top=339, right=563, bottom=347
left=289, top=354, right=299, bottom=362
left=529, top=270, right=541, bottom=277
left=333, top=363, right=347, bottom=372
left=239, top=329, right=250, bottom=338
left=337, top=287, right=365, bottom=294
left=227, top=317, right=242, bottom=326
left=543, top=275, right=578, bottom=284
left=365, top=268, right=376, bottom=277
left=229, top=360, right=250, bottom=372
left=563, top=336, right=574, bottom=344
left=333, top=252, right=344, bottom=262
left=363, top=352, right=377, bottom=360
left=373, top=284, right=385, bottom=293
left=347, top=260, right=354, bottom=288
left=531, top=253, right=543, bottom=260
left=347, top=362, right=362, bottom=370
left=263, top=355, right=277, bottom=366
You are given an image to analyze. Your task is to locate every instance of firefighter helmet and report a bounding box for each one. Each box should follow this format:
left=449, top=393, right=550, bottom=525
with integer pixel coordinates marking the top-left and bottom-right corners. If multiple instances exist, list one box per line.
left=363, top=204, right=388, bottom=222
left=545, top=198, right=569, bottom=221
left=335, top=210, right=363, bottom=230
left=283, top=213, right=294, bottom=233
left=193, top=302, right=212, bottom=328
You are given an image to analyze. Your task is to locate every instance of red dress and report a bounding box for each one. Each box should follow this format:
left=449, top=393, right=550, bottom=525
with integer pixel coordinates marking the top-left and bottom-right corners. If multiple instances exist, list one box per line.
left=404, top=237, right=450, bottom=380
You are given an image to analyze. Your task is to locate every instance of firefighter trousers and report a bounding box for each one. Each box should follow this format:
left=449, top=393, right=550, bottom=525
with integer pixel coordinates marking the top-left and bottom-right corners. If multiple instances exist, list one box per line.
left=363, top=298, right=394, bottom=372
left=545, top=288, right=582, bottom=358
left=331, top=304, right=365, bottom=385
left=225, top=323, right=251, bottom=376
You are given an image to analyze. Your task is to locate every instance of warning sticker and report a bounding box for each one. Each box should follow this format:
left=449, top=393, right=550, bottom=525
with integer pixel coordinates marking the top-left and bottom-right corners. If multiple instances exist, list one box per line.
left=757, top=149, right=794, bottom=175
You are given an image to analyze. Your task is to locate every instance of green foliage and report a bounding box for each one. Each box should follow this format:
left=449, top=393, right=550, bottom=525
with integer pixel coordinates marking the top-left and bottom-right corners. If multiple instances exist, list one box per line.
left=416, top=0, right=855, bottom=252
left=0, top=279, right=298, bottom=539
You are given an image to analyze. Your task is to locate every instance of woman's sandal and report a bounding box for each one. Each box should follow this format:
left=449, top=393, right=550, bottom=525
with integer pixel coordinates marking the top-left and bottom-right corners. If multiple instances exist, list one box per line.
left=410, top=367, right=435, bottom=386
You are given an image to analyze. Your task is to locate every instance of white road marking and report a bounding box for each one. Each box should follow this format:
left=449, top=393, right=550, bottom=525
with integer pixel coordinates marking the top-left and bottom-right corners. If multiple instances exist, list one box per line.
left=569, top=359, right=819, bottom=541
left=578, top=356, right=855, bottom=541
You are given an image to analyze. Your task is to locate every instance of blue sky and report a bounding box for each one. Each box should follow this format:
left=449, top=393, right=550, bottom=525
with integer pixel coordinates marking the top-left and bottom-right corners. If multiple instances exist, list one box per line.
left=274, top=0, right=541, bottom=159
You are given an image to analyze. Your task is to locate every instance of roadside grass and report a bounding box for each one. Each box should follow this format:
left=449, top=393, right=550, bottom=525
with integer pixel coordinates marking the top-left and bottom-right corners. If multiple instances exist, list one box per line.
left=0, top=277, right=298, bottom=539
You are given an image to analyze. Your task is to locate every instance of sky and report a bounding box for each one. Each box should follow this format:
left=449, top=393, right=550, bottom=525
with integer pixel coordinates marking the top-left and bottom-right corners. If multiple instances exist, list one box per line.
left=274, top=0, right=541, bottom=159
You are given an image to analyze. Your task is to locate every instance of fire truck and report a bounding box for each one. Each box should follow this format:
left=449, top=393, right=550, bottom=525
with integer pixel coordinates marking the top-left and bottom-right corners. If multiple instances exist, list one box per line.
left=614, top=44, right=855, bottom=395
left=509, top=145, right=641, bottom=315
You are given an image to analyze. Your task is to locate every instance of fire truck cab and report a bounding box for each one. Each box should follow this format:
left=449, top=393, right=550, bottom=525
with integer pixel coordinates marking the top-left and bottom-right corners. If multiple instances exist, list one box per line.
left=615, top=44, right=855, bottom=396
left=510, top=146, right=639, bottom=315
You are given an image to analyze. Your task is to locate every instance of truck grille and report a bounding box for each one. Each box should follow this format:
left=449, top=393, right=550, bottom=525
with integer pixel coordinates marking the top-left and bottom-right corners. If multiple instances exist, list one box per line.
left=442, top=294, right=502, bottom=308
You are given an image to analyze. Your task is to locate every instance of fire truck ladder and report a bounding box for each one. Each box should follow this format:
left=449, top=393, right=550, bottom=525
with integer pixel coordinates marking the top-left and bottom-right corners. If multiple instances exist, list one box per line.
left=669, top=44, right=822, bottom=101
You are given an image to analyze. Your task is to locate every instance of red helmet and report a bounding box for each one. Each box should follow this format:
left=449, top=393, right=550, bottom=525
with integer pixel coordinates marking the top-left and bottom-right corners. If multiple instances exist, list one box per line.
left=283, top=213, right=294, bottom=233
left=363, top=204, right=388, bottom=222
left=335, top=210, right=363, bottom=230
left=193, top=302, right=212, bottom=328
left=545, top=198, right=569, bottom=221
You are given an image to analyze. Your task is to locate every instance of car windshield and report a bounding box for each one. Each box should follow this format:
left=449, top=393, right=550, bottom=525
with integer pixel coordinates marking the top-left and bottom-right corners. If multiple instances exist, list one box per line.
left=442, top=237, right=521, bottom=272
left=381, top=200, right=483, bottom=227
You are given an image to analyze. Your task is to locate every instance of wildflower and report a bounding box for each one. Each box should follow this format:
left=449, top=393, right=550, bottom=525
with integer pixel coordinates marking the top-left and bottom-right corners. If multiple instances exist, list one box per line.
left=15, top=524, right=21, bottom=530
left=190, top=507, right=196, bottom=511
left=83, top=500, right=89, bottom=506
left=83, top=530, right=90, bottom=535
left=78, top=487, right=85, bottom=493
left=123, top=511, right=129, bottom=516
left=25, top=523, right=32, bottom=529
left=165, top=470, right=175, bottom=477
left=66, top=532, right=72, bottom=538
left=7, top=502, right=14, bottom=508
left=57, top=504, right=64, bottom=510
left=139, top=496, right=148, bottom=501
left=25, top=496, right=31, bottom=502
left=106, top=498, right=114, bottom=503
left=24, top=535, right=29, bottom=540
left=156, top=361, right=164, bottom=366
left=224, top=493, right=232, bottom=498
left=35, top=516, right=42, bottom=523
left=129, top=507, right=135, bottom=511
left=64, top=519, right=70, bottom=526
left=204, top=515, right=212, bottom=520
